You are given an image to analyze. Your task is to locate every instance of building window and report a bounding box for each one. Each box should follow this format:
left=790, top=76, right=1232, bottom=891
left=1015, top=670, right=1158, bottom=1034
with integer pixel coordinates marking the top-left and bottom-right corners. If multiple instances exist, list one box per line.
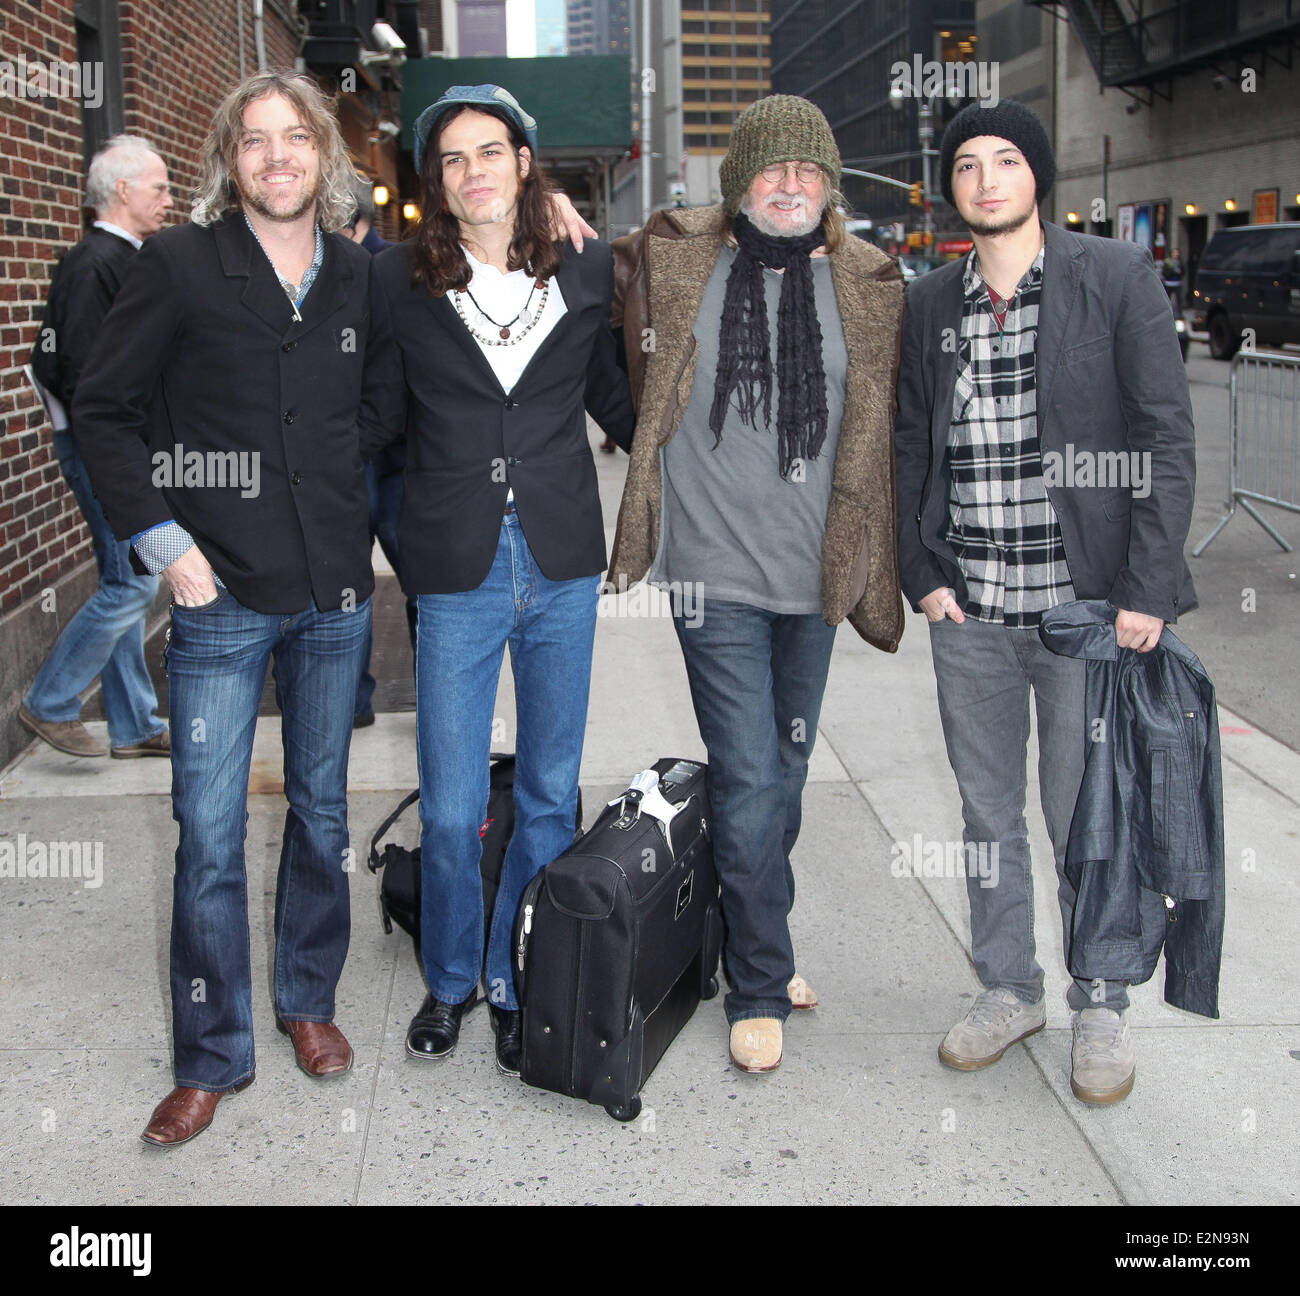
left=75, top=0, right=125, bottom=172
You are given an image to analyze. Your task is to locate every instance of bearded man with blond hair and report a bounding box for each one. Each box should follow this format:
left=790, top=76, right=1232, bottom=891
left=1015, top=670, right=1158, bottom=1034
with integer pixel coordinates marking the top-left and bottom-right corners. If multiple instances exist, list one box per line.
left=75, top=70, right=379, bottom=1147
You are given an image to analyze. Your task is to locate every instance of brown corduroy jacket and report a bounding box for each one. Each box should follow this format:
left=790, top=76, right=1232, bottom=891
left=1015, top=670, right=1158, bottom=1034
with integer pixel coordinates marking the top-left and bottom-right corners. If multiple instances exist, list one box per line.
left=607, top=204, right=906, bottom=651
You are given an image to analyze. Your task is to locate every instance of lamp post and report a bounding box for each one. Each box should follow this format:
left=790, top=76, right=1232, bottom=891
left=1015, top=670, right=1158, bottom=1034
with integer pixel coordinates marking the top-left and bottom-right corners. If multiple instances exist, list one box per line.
left=889, top=85, right=957, bottom=249
left=916, top=94, right=935, bottom=248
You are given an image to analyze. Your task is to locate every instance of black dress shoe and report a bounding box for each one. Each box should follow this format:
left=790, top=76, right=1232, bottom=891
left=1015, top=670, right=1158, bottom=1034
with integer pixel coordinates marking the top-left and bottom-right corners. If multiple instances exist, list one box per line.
left=406, top=992, right=474, bottom=1060
left=489, top=1004, right=523, bottom=1076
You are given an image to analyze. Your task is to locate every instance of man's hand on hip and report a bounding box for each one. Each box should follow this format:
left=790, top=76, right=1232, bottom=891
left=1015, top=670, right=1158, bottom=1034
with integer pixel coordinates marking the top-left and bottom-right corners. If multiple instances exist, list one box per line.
left=1114, top=608, right=1164, bottom=652
left=164, top=545, right=219, bottom=607
left=920, top=587, right=966, bottom=624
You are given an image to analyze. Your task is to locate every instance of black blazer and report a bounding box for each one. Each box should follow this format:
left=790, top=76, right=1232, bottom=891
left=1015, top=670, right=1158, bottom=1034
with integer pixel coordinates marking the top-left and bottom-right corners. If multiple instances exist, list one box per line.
left=895, top=221, right=1197, bottom=623
left=72, top=216, right=375, bottom=614
left=31, top=225, right=138, bottom=405
left=358, top=238, right=635, bottom=593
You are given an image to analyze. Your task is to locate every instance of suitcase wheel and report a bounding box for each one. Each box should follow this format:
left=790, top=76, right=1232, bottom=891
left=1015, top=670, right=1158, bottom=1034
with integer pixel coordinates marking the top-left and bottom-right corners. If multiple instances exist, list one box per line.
left=605, top=1097, right=642, bottom=1123
left=702, top=976, right=719, bottom=1001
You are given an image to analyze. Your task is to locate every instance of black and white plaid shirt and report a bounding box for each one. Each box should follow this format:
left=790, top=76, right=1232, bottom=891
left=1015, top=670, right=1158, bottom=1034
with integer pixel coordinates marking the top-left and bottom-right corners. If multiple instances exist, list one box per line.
left=945, top=245, right=1074, bottom=626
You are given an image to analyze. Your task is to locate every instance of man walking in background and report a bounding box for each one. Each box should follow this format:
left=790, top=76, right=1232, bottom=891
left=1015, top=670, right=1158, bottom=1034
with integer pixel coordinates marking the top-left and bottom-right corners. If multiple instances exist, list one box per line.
left=21, top=135, right=172, bottom=759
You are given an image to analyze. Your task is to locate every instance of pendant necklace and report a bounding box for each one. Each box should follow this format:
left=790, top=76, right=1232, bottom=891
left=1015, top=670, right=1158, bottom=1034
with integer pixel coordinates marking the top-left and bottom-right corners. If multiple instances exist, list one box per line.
left=453, top=275, right=548, bottom=346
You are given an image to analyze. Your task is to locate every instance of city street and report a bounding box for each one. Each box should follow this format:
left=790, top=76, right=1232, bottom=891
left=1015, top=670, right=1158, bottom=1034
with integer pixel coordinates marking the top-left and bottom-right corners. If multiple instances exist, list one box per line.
left=1, top=360, right=1295, bottom=1207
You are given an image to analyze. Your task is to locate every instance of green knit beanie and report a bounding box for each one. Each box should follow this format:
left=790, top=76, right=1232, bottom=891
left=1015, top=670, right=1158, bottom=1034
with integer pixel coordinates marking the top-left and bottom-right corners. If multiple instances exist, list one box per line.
left=719, top=95, right=841, bottom=212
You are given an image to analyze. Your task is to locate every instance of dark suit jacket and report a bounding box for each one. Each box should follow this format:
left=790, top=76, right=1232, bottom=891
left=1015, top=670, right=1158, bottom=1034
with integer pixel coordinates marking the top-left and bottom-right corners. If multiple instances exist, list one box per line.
left=895, top=221, right=1196, bottom=623
left=71, top=216, right=376, bottom=615
left=358, top=238, right=635, bottom=594
left=31, top=225, right=137, bottom=405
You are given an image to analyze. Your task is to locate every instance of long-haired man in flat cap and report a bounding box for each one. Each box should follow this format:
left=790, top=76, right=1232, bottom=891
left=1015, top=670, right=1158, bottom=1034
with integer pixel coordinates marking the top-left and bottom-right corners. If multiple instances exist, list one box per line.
left=609, top=95, right=905, bottom=1074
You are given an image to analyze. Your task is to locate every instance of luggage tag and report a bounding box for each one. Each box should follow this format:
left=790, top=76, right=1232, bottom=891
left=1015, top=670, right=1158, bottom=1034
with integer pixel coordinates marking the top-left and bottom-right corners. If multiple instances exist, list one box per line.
left=608, top=768, right=688, bottom=858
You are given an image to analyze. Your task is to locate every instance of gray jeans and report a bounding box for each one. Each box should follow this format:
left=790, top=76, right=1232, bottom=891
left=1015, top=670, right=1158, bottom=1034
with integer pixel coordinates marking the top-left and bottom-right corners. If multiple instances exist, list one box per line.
left=928, top=617, right=1129, bottom=1012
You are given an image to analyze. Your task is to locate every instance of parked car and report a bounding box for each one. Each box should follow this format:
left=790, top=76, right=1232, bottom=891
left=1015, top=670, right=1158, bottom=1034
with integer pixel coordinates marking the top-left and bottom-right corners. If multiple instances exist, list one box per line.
left=1190, top=223, right=1300, bottom=359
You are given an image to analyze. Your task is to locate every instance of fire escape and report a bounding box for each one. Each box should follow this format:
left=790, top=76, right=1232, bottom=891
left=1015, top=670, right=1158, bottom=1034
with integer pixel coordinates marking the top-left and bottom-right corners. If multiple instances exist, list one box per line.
left=1028, top=0, right=1300, bottom=104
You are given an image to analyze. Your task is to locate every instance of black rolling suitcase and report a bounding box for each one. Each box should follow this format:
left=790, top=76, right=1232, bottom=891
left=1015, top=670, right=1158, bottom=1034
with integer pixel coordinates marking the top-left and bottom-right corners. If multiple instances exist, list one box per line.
left=513, top=757, right=723, bottom=1121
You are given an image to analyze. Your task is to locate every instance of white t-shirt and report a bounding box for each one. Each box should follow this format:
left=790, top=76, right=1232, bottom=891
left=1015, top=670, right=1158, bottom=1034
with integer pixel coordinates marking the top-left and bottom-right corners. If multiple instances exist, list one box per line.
left=454, top=246, right=567, bottom=394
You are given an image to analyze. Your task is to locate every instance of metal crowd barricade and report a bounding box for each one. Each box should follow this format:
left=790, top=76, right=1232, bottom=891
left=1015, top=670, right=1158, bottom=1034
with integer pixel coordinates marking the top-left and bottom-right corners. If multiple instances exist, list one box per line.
left=1194, top=351, right=1299, bottom=555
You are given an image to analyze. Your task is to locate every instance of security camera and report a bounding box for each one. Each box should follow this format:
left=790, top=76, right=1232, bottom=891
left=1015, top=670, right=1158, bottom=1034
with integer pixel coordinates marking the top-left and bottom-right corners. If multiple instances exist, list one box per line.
left=371, top=22, right=407, bottom=55
left=1212, top=73, right=1228, bottom=91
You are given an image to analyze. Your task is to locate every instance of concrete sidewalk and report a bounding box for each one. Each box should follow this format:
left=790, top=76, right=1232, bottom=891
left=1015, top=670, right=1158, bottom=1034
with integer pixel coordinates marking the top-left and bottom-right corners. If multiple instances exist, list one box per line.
left=1, top=435, right=1296, bottom=1206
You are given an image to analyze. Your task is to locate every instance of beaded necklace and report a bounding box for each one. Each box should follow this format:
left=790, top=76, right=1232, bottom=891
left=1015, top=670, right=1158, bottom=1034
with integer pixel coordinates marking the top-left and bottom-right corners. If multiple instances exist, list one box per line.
left=452, top=274, right=548, bottom=346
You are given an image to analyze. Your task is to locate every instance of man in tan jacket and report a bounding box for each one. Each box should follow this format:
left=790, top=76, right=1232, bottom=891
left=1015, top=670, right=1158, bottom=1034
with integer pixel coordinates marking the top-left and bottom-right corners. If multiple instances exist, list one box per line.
left=608, top=96, right=904, bottom=1073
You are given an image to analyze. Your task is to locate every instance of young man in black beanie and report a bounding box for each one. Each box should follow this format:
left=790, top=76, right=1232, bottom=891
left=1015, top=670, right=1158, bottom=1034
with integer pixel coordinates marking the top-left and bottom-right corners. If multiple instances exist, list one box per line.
left=895, top=100, right=1196, bottom=1103
left=609, top=96, right=905, bottom=1074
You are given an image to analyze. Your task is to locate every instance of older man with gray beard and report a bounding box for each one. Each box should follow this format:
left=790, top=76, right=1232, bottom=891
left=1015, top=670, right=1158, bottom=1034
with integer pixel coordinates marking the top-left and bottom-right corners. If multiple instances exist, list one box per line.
left=609, top=96, right=905, bottom=1074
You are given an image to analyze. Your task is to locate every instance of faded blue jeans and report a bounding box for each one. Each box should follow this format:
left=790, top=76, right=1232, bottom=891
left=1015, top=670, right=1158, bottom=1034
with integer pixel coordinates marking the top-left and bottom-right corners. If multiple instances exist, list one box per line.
left=673, top=599, right=837, bottom=1026
left=928, top=616, right=1129, bottom=1012
left=414, top=509, right=598, bottom=1012
left=165, top=592, right=370, bottom=1091
left=23, top=428, right=164, bottom=748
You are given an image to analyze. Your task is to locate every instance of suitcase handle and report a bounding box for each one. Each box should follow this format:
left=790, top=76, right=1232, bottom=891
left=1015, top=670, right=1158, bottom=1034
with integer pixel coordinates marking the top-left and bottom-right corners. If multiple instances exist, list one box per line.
left=607, top=769, right=688, bottom=856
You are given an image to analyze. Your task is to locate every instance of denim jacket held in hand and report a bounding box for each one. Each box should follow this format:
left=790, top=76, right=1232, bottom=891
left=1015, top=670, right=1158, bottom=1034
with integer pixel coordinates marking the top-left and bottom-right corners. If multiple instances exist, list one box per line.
left=1039, top=599, right=1224, bottom=1018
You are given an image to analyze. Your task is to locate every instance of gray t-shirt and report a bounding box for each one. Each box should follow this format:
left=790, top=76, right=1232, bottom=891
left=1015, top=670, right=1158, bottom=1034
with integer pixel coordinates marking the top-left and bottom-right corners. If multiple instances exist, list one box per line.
left=649, top=247, right=846, bottom=614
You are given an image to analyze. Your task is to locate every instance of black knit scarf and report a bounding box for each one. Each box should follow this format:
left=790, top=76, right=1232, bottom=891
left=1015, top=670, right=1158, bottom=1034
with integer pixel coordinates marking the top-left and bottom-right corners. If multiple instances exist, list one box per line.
left=709, top=211, right=829, bottom=479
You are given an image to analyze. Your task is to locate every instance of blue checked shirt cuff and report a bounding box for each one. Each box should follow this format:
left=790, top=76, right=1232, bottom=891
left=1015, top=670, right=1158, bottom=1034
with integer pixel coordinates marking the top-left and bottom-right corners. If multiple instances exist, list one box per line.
left=132, top=521, right=225, bottom=588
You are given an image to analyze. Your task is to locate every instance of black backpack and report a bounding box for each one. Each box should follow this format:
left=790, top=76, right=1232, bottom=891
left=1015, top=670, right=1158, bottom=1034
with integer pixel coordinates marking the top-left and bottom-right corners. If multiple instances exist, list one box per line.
left=367, top=753, right=581, bottom=955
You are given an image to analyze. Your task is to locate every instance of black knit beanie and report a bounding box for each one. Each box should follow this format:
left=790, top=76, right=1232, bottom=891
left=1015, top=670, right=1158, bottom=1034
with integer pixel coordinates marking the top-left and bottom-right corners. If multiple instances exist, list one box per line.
left=938, top=99, right=1054, bottom=207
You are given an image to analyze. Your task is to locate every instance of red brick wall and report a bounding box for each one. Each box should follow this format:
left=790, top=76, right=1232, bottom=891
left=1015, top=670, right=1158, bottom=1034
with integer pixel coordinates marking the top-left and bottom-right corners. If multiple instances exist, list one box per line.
left=0, top=0, right=300, bottom=616
left=1, top=0, right=87, bottom=616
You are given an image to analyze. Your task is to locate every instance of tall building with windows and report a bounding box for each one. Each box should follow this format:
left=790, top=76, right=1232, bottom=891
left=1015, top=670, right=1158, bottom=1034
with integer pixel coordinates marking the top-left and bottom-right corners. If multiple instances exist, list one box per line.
left=457, top=0, right=509, bottom=56
left=567, top=0, right=632, bottom=56
left=676, top=1, right=770, bottom=203
left=770, top=0, right=976, bottom=236
left=608, top=1, right=772, bottom=232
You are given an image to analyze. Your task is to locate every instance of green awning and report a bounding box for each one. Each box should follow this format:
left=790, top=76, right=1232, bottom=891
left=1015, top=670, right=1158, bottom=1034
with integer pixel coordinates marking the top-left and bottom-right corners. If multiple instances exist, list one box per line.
left=400, top=56, right=631, bottom=159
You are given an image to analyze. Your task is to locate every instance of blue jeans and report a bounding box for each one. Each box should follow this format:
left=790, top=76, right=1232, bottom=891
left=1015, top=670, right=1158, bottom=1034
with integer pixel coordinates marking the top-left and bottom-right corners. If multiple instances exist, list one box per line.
left=927, top=617, right=1129, bottom=1012
left=23, top=428, right=164, bottom=748
left=165, top=591, right=370, bottom=1091
left=355, top=457, right=416, bottom=717
left=414, top=511, right=598, bottom=1011
left=673, top=599, right=837, bottom=1025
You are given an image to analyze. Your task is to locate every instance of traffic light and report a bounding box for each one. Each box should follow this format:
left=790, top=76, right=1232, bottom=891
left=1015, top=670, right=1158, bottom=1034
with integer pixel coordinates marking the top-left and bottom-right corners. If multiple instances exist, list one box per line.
left=909, top=181, right=924, bottom=207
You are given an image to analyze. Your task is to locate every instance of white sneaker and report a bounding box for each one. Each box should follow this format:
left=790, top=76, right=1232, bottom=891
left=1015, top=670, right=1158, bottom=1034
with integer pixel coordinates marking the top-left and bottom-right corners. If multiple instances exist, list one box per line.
left=1071, top=1008, right=1136, bottom=1104
left=938, top=987, right=1046, bottom=1070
